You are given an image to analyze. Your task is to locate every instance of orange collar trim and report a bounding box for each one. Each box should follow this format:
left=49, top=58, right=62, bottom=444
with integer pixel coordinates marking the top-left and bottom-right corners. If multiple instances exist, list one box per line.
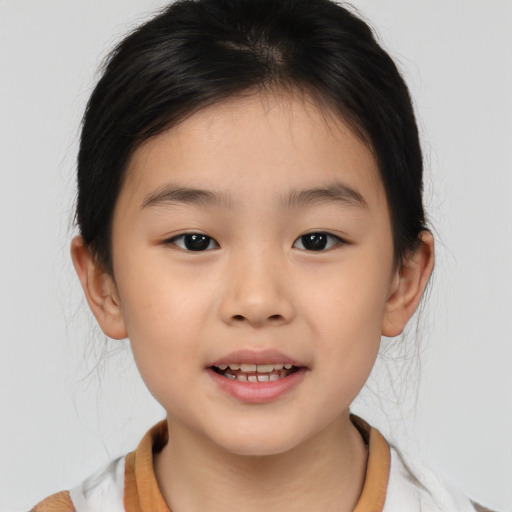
left=352, top=415, right=390, bottom=512
left=124, top=420, right=170, bottom=512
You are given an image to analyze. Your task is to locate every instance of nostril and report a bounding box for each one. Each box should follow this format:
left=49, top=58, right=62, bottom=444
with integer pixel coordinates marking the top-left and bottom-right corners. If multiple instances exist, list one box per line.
left=231, top=313, right=283, bottom=322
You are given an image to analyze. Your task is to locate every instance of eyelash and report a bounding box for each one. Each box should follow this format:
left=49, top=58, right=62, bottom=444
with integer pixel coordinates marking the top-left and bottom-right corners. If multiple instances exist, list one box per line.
left=165, top=232, right=344, bottom=252
left=166, top=233, right=219, bottom=252
left=292, top=232, right=344, bottom=251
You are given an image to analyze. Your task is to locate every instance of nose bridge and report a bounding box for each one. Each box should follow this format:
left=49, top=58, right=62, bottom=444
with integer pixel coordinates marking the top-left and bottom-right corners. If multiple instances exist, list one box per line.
left=219, top=242, right=294, bottom=326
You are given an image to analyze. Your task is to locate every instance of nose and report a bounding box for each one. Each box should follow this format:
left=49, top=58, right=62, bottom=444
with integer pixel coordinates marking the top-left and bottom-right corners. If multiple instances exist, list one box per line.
left=218, top=248, right=295, bottom=328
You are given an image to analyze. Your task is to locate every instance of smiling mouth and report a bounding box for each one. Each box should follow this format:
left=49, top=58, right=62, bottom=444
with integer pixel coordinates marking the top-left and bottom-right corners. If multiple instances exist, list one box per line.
left=211, top=363, right=300, bottom=382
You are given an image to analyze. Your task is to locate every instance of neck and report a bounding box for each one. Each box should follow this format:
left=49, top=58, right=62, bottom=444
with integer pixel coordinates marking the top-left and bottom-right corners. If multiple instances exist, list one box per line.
left=154, top=412, right=368, bottom=512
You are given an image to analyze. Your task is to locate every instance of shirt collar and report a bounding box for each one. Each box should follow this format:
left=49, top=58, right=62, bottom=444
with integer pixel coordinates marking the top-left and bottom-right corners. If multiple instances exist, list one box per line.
left=124, top=415, right=390, bottom=512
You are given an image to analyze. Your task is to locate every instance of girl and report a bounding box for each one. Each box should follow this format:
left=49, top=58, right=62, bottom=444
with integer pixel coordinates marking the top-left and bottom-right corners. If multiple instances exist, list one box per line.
left=17, top=0, right=503, bottom=510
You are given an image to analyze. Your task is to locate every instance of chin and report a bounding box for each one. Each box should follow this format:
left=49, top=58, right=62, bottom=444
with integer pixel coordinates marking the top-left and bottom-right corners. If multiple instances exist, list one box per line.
left=210, top=424, right=306, bottom=458
left=220, top=439, right=297, bottom=457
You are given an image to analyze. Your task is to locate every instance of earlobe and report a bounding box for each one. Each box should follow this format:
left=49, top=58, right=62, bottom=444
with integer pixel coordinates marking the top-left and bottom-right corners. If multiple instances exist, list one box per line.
left=381, top=231, right=435, bottom=337
left=70, top=236, right=128, bottom=340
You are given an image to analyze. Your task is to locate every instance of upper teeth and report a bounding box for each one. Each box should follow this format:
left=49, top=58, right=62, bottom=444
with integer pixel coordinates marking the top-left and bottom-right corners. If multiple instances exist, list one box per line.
left=217, top=363, right=293, bottom=372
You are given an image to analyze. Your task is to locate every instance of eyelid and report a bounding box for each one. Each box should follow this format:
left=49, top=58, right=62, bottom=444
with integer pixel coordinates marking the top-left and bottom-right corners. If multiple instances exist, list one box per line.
left=164, top=232, right=219, bottom=251
left=292, top=232, right=345, bottom=251
left=163, top=231, right=345, bottom=252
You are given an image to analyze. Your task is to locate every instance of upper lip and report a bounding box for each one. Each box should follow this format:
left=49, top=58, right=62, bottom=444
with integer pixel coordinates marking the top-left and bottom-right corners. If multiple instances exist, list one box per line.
left=208, top=349, right=305, bottom=368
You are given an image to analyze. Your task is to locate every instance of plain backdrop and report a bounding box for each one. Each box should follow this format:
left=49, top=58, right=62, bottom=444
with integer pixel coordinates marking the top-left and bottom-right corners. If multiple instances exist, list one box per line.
left=1, top=1, right=511, bottom=511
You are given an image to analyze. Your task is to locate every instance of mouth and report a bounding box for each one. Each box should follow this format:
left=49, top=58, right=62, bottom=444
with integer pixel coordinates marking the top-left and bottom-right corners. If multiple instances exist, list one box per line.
left=207, top=350, right=307, bottom=402
left=210, top=363, right=300, bottom=382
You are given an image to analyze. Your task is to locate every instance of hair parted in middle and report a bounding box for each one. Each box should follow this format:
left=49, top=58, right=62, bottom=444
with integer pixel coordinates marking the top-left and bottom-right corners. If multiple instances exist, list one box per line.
left=76, top=0, right=426, bottom=272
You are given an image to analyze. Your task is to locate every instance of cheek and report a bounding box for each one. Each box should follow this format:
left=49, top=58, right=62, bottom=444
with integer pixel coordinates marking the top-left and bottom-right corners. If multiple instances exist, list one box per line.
left=113, top=259, right=212, bottom=389
left=115, top=249, right=213, bottom=332
left=122, top=289, right=203, bottom=412
left=303, top=255, right=392, bottom=392
left=309, top=257, right=392, bottom=339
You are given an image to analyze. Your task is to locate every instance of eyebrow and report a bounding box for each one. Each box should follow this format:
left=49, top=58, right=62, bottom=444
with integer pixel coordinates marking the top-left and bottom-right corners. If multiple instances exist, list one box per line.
left=141, top=185, right=232, bottom=209
left=141, top=181, right=367, bottom=210
left=284, top=182, right=368, bottom=209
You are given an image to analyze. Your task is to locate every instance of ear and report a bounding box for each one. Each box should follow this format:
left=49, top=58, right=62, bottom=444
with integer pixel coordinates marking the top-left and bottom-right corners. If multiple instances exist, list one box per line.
left=381, top=231, right=435, bottom=337
left=70, top=236, right=128, bottom=340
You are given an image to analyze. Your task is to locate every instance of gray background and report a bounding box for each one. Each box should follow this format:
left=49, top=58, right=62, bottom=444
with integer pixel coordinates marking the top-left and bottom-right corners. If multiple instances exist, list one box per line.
left=0, top=1, right=511, bottom=510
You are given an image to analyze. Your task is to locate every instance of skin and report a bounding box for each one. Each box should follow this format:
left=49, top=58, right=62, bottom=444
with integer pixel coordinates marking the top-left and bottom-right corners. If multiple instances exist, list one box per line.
left=72, top=91, right=434, bottom=511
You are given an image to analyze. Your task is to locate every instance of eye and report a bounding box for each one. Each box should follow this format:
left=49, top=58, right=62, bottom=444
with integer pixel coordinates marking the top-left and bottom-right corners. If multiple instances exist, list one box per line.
left=293, top=232, right=342, bottom=251
left=167, top=233, right=219, bottom=251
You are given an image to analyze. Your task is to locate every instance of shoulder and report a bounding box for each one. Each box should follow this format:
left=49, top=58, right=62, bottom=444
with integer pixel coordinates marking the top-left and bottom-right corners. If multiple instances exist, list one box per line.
left=31, top=456, right=126, bottom=512
left=30, top=491, right=75, bottom=512
left=384, top=444, right=492, bottom=512
left=30, top=420, right=168, bottom=512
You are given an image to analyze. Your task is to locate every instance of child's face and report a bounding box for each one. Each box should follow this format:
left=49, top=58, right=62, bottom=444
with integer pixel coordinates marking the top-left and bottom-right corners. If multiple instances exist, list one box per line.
left=106, top=92, right=402, bottom=455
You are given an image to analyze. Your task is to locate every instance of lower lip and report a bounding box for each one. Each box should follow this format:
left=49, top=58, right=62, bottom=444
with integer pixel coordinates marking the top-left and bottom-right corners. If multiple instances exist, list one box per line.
left=207, top=367, right=307, bottom=403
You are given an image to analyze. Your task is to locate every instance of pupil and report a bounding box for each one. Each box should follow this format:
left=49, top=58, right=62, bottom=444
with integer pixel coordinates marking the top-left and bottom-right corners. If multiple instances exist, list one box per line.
left=185, top=234, right=210, bottom=251
left=303, top=233, right=327, bottom=251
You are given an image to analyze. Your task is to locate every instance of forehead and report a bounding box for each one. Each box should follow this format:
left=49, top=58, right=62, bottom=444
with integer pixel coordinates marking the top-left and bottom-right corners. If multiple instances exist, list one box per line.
left=121, top=91, right=384, bottom=211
